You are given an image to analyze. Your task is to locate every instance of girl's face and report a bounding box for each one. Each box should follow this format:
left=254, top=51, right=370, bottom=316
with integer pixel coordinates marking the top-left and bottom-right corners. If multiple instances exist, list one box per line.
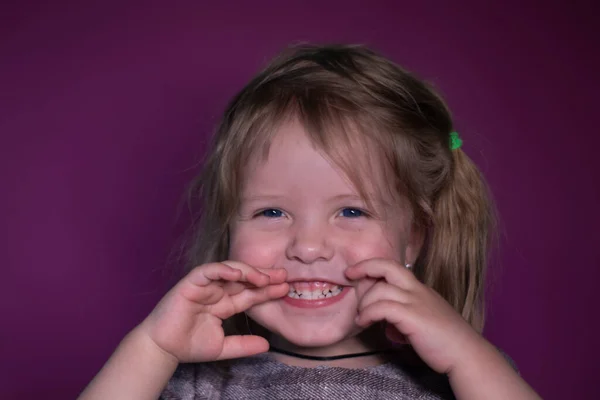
left=229, top=120, right=419, bottom=351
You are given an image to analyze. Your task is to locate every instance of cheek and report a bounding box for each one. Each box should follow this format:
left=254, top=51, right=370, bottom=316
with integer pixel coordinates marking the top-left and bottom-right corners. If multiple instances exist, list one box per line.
left=342, top=230, right=403, bottom=264
left=228, top=228, right=285, bottom=268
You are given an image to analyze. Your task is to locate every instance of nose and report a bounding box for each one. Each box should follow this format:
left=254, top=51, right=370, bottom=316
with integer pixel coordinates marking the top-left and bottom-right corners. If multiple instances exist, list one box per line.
left=285, top=220, right=334, bottom=264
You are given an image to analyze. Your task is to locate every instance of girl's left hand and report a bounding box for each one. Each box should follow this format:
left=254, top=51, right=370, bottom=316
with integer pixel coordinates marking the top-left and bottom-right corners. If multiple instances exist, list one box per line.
left=346, top=258, right=487, bottom=375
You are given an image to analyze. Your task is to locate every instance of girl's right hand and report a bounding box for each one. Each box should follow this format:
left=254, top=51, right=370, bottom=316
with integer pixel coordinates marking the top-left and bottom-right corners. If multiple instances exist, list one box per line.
left=137, top=261, right=288, bottom=364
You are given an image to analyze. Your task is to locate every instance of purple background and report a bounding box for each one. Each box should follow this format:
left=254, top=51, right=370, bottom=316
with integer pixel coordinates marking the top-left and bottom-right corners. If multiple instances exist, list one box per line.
left=1, top=1, right=598, bottom=399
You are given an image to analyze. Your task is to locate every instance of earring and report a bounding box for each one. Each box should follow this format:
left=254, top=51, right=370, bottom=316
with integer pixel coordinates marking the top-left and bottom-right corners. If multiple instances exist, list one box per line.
left=405, top=263, right=412, bottom=269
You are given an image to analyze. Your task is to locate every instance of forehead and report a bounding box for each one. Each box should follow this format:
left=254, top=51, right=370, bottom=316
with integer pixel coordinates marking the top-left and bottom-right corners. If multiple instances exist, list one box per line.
left=242, top=119, right=397, bottom=204
left=243, top=122, right=344, bottom=193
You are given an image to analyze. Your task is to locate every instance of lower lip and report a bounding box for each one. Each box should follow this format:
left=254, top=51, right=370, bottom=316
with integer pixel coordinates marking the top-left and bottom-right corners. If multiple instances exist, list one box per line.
left=282, top=287, right=349, bottom=308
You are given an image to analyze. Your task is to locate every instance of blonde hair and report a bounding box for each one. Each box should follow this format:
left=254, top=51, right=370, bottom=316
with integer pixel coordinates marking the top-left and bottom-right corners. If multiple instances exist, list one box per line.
left=185, top=44, right=494, bottom=332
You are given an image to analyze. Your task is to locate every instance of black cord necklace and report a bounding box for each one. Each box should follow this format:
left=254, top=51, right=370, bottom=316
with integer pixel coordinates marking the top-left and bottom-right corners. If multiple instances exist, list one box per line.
left=269, top=346, right=394, bottom=361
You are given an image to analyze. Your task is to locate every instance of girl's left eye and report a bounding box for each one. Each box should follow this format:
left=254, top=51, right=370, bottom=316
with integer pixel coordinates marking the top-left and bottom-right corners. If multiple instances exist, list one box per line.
left=340, top=208, right=365, bottom=218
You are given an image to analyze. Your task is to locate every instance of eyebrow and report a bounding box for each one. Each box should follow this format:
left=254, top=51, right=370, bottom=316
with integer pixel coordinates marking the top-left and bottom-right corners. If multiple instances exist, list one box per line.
left=241, top=193, right=390, bottom=206
left=333, top=194, right=393, bottom=208
left=240, top=195, right=288, bottom=203
left=329, top=194, right=364, bottom=202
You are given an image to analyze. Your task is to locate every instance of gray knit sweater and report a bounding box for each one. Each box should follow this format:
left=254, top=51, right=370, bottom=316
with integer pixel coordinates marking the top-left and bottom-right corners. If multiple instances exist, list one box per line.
left=160, top=350, right=459, bottom=399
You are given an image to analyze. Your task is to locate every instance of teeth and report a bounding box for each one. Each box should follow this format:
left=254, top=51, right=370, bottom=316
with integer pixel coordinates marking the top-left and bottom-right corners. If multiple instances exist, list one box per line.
left=287, top=286, right=343, bottom=300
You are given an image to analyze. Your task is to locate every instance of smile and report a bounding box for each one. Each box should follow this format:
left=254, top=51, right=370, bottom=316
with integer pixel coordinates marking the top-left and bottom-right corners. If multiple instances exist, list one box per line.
left=282, top=281, right=349, bottom=308
left=287, top=285, right=343, bottom=299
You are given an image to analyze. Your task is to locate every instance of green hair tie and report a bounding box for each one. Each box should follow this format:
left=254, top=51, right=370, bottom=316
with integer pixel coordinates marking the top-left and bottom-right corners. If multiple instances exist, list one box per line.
left=449, top=131, right=463, bottom=150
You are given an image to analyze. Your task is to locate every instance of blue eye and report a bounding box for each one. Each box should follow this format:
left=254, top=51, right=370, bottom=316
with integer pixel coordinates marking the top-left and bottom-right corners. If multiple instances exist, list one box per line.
left=260, top=209, right=284, bottom=218
left=341, top=208, right=364, bottom=218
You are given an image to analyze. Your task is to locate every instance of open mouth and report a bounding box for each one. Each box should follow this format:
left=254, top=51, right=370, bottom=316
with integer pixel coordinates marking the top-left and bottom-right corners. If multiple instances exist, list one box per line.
left=287, top=284, right=343, bottom=300
left=283, top=281, right=348, bottom=308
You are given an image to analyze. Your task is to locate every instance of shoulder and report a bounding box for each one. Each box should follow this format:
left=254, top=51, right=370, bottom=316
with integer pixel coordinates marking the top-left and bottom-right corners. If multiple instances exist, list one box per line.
left=378, top=350, right=455, bottom=400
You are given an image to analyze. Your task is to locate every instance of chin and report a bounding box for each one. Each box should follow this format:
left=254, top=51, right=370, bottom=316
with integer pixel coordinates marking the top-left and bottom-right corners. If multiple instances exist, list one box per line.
left=274, top=323, right=352, bottom=348
left=248, top=303, right=359, bottom=349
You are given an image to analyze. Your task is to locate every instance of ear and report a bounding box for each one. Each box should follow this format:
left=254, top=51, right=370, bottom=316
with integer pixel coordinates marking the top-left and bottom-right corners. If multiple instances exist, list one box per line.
left=405, top=223, right=425, bottom=265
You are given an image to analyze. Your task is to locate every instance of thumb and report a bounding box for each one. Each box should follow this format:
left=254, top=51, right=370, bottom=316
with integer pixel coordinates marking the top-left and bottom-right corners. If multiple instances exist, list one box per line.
left=229, top=283, right=289, bottom=314
left=355, top=277, right=377, bottom=300
left=217, top=335, right=270, bottom=360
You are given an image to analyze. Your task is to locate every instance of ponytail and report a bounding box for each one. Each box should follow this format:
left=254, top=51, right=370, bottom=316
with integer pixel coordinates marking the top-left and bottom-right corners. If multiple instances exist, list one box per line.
left=419, top=149, right=494, bottom=332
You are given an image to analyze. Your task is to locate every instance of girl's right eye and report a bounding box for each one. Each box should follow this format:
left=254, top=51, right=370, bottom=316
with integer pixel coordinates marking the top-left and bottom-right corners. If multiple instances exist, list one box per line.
left=257, top=209, right=285, bottom=218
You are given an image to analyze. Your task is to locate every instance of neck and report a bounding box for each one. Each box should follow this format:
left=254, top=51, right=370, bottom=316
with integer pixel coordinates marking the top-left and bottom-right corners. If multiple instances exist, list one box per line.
left=267, top=325, right=393, bottom=368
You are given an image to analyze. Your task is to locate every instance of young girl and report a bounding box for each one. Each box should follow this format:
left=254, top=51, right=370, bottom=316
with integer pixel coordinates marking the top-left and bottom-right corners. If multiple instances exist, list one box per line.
left=79, top=44, right=539, bottom=399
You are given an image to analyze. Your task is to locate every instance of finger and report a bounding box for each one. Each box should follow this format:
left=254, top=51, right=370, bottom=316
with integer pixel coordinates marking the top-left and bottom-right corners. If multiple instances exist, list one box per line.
left=221, top=281, right=248, bottom=296
left=220, top=261, right=270, bottom=287
left=354, top=276, right=378, bottom=300
left=187, top=263, right=243, bottom=287
left=358, top=281, right=409, bottom=312
left=217, top=335, right=270, bottom=360
left=180, top=281, right=226, bottom=305
left=256, top=267, right=287, bottom=284
left=355, top=299, right=408, bottom=328
left=229, top=283, right=290, bottom=314
left=221, top=279, right=284, bottom=296
left=346, top=258, right=415, bottom=289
